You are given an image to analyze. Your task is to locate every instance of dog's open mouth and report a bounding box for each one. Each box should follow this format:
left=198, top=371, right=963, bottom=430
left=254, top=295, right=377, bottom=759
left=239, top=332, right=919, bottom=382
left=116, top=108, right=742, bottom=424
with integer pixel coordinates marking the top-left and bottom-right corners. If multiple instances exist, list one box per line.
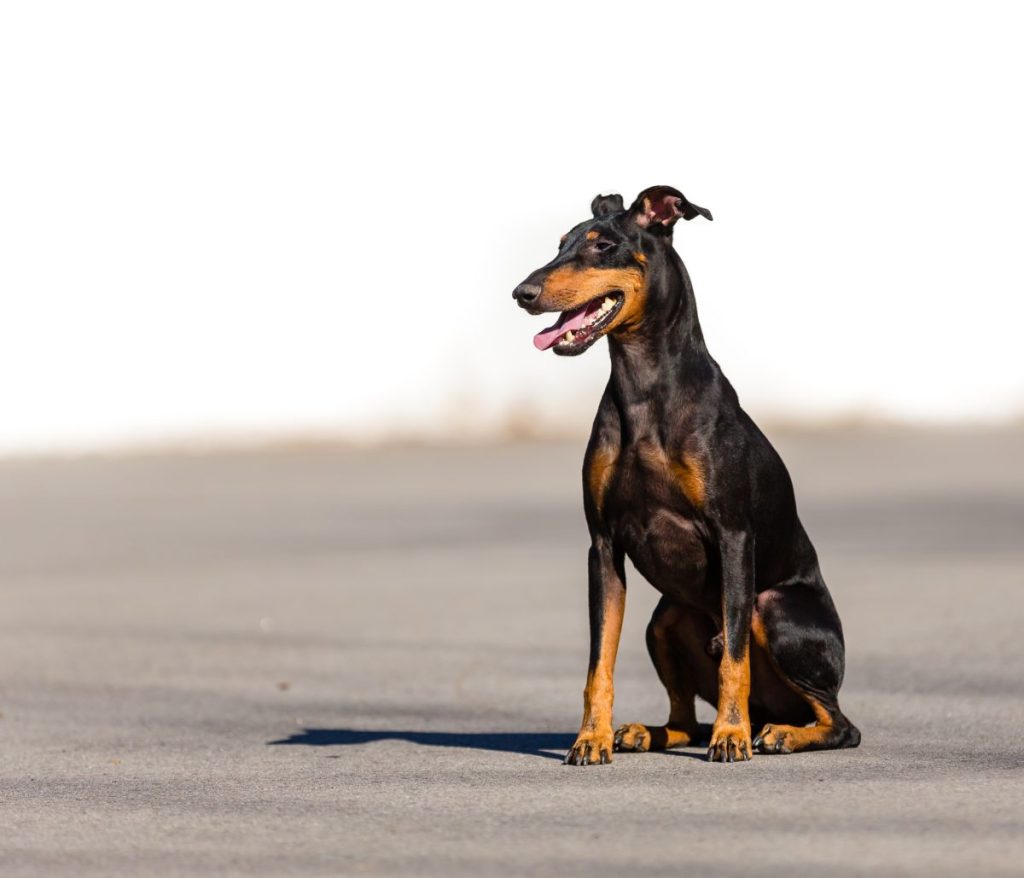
left=532, top=293, right=624, bottom=356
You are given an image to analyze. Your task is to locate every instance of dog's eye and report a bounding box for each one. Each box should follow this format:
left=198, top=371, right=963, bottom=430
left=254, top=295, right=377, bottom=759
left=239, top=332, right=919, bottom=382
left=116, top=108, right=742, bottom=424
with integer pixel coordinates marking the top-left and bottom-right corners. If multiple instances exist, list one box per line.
left=593, top=240, right=615, bottom=252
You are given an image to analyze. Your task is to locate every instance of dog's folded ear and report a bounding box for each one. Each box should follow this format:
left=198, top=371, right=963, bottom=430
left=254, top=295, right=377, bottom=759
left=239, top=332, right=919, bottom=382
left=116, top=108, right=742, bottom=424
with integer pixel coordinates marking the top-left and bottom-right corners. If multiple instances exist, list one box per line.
left=591, top=193, right=625, bottom=217
left=628, top=186, right=712, bottom=229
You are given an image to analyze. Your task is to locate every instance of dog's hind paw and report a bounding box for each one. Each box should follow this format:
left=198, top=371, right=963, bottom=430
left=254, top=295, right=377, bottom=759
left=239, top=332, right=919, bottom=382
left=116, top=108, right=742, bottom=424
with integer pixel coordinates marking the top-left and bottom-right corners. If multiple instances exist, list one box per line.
left=615, top=722, right=697, bottom=752
left=753, top=724, right=795, bottom=754
left=613, top=723, right=651, bottom=752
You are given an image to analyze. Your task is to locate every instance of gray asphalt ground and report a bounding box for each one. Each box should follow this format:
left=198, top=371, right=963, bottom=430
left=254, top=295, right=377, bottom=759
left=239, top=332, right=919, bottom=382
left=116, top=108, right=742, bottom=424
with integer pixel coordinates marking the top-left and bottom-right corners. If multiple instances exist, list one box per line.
left=2, top=428, right=1023, bottom=876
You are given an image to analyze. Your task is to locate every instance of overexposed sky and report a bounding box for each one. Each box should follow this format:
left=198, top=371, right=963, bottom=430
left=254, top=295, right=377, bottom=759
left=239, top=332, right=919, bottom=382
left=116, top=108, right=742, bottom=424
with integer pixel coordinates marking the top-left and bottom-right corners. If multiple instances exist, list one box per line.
left=2, top=2, right=1022, bottom=453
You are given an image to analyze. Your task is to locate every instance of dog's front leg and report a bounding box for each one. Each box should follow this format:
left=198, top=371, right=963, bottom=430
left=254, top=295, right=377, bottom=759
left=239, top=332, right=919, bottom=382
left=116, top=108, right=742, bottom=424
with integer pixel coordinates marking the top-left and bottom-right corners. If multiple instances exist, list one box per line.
left=708, top=527, right=755, bottom=762
left=565, top=540, right=625, bottom=766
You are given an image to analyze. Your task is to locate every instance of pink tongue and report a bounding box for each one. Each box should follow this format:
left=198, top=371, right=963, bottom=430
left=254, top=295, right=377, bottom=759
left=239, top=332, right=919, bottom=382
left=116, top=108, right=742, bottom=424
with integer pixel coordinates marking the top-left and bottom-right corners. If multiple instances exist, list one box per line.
left=533, top=300, right=602, bottom=351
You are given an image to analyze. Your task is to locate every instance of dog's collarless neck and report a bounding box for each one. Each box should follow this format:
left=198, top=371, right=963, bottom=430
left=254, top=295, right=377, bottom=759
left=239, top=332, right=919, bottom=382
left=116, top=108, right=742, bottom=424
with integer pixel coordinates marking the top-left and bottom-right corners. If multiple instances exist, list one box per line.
left=606, top=328, right=716, bottom=442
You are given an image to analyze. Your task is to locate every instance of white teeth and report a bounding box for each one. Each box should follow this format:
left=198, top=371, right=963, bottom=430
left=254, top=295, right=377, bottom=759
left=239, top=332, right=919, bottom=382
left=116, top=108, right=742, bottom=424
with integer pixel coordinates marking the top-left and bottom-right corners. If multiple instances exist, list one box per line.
left=566, top=298, right=618, bottom=345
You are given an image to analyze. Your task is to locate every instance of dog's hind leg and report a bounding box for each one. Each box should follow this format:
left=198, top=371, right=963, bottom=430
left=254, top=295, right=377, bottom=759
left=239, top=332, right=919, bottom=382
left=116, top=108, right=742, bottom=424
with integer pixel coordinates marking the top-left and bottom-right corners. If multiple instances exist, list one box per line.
left=614, top=598, right=717, bottom=752
left=750, top=585, right=861, bottom=754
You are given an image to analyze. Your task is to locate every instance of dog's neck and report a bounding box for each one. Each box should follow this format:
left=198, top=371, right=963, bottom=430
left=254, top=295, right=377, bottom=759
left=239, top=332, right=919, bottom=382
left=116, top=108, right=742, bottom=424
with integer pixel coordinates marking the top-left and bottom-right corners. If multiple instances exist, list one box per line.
left=606, top=253, right=718, bottom=444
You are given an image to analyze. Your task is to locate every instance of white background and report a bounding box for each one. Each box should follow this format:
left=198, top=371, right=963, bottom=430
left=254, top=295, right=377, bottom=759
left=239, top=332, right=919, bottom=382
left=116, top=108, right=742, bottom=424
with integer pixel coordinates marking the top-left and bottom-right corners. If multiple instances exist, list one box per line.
left=2, top=2, right=1022, bottom=453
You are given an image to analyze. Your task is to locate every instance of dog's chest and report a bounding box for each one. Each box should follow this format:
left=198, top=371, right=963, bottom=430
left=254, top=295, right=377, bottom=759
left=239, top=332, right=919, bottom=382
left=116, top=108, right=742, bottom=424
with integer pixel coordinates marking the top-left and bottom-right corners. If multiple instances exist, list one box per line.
left=600, top=443, right=713, bottom=601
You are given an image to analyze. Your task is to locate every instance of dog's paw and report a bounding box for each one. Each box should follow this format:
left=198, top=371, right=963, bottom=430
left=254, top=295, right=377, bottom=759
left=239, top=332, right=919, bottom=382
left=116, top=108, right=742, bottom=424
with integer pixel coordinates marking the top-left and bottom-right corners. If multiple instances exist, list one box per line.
left=564, top=730, right=613, bottom=766
left=707, top=722, right=752, bottom=762
left=752, top=724, right=796, bottom=754
left=613, top=723, right=652, bottom=752
left=614, top=722, right=697, bottom=752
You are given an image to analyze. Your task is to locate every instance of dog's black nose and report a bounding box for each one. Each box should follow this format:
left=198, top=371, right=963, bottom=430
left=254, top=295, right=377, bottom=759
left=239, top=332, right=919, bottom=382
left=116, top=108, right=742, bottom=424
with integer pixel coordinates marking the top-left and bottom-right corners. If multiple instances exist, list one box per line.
left=513, top=283, right=542, bottom=305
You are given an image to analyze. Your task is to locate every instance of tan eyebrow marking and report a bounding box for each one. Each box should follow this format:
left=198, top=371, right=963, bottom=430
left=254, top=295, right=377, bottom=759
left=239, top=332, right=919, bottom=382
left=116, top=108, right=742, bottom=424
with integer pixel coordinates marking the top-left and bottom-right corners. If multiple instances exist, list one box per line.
left=585, top=230, right=600, bottom=241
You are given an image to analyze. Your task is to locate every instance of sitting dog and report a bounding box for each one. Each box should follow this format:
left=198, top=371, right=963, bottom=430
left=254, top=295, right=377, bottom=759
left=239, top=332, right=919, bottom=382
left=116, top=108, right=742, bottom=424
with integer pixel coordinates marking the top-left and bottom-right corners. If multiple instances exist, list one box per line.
left=513, top=186, right=860, bottom=764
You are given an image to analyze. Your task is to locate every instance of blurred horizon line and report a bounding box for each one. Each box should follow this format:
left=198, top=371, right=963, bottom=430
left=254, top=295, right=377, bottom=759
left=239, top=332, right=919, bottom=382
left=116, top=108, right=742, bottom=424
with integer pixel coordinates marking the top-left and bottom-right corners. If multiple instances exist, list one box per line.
left=2, top=412, right=1022, bottom=463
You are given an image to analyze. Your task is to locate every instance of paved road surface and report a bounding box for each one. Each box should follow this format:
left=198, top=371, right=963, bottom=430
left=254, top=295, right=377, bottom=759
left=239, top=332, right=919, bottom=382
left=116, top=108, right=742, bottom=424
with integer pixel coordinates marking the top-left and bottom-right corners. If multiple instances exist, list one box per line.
left=2, top=429, right=1023, bottom=876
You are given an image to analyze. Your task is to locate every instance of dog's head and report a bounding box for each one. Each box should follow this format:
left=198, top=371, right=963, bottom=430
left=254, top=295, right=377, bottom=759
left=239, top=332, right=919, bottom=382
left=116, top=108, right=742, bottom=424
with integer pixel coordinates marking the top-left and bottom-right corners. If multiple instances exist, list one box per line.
left=512, top=186, right=711, bottom=356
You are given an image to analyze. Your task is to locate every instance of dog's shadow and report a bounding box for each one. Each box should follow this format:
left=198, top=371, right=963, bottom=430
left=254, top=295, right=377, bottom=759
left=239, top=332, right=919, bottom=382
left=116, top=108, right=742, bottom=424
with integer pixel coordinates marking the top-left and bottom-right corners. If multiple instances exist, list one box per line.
left=268, top=728, right=570, bottom=760
left=268, top=727, right=712, bottom=761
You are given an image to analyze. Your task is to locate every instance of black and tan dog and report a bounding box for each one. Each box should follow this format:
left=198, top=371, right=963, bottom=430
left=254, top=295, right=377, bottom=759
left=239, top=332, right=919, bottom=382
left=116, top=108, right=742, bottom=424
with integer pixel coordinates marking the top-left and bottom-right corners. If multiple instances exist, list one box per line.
left=513, top=186, right=860, bottom=765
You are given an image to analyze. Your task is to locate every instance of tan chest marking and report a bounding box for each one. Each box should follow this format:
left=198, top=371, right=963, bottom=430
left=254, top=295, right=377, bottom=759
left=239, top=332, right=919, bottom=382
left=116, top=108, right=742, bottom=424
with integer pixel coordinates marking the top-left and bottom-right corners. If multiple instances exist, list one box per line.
left=671, top=454, right=706, bottom=508
left=587, top=447, right=619, bottom=516
left=636, top=442, right=706, bottom=509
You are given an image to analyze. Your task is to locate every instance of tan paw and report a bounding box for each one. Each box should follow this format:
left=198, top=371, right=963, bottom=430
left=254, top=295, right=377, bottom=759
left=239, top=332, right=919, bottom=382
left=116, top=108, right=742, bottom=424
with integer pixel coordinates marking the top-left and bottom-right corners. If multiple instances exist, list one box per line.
left=564, top=729, right=613, bottom=766
left=614, top=722, right=697, bottom=751
left=613, top=723, right=652, bottom=752
left=753, top=724, right=797, bottom=754
left=707, top=722, right=752, bottom=762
